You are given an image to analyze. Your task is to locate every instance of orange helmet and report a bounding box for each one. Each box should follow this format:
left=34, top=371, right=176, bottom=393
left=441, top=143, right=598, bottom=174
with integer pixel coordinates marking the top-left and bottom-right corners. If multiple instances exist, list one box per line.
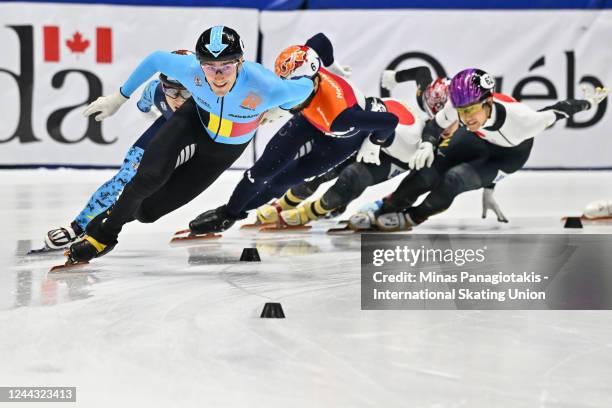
left=274, top=45, right=321, bottom=80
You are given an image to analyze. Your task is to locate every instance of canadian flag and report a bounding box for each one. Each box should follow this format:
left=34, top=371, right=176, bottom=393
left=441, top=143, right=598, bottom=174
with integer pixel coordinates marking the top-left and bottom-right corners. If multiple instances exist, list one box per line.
left=43, top=26, right=112, bottom=63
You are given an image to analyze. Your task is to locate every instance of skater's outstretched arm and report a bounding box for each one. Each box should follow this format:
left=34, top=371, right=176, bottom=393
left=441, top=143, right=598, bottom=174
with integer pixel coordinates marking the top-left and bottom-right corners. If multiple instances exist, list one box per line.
left=120, top=51, right=193, bottom=97
left=305, top=32, right=352, bottom=78
left=381, top=66, right=434, bottom=111
left=332, top=108, right=399, bottom=144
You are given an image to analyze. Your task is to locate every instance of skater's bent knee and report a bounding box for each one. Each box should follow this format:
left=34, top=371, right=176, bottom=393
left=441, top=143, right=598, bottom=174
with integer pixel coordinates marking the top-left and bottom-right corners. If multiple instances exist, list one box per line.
left=441, top=164, right=482, bottom=194
left=134, top=207, right=160, bottom=223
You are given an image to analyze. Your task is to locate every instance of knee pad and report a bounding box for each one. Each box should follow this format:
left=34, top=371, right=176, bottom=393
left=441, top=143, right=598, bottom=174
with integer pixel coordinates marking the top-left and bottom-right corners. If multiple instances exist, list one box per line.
left=440, top=164, right=482, bottom=196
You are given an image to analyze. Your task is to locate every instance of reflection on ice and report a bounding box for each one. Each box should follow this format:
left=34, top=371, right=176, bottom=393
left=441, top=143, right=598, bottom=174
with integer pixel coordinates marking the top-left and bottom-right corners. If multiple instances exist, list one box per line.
left=1, top=170, right=612, bottom=407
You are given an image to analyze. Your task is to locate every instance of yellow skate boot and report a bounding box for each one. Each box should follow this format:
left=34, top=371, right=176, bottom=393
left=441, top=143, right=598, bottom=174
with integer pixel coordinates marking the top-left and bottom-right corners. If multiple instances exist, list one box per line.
left=280, top=199, right=331, bottom=226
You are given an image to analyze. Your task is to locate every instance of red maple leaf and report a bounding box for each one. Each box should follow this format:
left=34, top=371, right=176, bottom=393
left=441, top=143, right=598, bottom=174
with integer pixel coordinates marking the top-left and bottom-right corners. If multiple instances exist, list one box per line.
left=66, top=31, right=90, bottom=54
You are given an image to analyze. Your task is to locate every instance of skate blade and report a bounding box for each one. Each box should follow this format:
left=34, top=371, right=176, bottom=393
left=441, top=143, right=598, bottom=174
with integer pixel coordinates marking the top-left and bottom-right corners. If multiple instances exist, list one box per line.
left=240, top=222, right=267, bottom=230
left=27, top=246, right=63, bottom=255
left=561, top=215, right=612, bottom=225
left=170, top=233, right=222, bottom=243
left=174, top=228, right=191, bottom=236
left=326, top=226, right=355, bottom=235
left=49, top=260, right=89, bottom=273
left=327, top=226, right=380, bottom=235
left=259, top=224, right=312, bottom=233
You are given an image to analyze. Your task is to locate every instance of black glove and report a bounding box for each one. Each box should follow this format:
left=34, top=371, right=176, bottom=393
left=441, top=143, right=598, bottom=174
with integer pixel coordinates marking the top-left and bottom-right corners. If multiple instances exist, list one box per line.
left=540, top=99, right=591, bottom=121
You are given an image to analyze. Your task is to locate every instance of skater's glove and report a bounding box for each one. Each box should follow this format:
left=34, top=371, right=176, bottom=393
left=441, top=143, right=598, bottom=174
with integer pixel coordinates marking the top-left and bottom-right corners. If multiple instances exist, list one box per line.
left=408, top=142, right=435, bottom=170
left=83, top=90, right=129, bottom=121
left=357, top=137, right=381, bottom=165
left=482, top=187, right=508, bottom=223
left=327, top=61, right=352, bottom=78
left=581, top=85, right=610, bottom=109
left=260, top=107, right=290, bottom=126
left=359, top=199, right=383, bottom=213
left=381, top=70, right=398, bottom=91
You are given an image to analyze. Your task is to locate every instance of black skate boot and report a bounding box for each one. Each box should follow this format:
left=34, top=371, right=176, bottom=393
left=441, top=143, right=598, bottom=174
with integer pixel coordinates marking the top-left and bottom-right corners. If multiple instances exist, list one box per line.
left=66, top=209, right=118, bottom=263
left=189, top=205, right=246, bottom=234
left=66, top=236, right=116, bottom=263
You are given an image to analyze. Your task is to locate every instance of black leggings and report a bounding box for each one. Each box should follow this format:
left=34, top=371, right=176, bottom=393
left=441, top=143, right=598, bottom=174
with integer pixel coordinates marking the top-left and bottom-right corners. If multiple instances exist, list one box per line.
left=318, top=153, right=409, bottom=210
left=101, top=99, right=248, bottom=235
left=225, top=114, right=365, bottom=217
left=384, top=127, right=533, bottom=222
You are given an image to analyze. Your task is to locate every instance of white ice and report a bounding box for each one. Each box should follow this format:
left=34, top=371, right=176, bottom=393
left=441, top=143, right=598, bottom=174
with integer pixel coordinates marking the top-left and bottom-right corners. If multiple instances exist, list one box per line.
left=1, top=169, right=612, bottom=408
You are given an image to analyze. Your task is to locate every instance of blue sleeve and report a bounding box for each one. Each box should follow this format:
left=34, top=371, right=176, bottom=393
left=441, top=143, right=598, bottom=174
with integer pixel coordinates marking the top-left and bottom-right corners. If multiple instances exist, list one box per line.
left=270, top=77, right=314, bottom=110
left=136, top=80, right=159, bottom=112
left=120, top=51, right=190, bottom=97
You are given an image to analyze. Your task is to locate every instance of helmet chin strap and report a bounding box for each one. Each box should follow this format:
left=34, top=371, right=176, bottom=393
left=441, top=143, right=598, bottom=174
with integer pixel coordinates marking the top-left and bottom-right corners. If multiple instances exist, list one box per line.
left=289, top=74, right=320, bottom=114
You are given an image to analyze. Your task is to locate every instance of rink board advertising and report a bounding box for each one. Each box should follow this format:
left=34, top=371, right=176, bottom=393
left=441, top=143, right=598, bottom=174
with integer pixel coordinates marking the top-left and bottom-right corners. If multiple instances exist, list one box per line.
left=361, top=234, right=612, bottom=310
left=1, top=5, right=612, bottom=169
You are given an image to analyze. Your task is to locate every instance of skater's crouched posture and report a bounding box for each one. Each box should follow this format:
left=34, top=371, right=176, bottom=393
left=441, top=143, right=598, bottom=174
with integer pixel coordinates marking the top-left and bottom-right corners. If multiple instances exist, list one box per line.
left=66, top=25, right=314, bottom=263
left=349, top=68, right=609, bottom=232
left=45, top=63, right=191, bottom=250
left=189, top=42, right=401, bottom=234
left=273, top=98, right=423, bottom=226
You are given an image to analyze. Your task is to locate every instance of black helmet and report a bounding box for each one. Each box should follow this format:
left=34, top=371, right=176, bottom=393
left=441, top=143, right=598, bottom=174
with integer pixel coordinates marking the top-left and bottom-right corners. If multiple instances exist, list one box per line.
left=195, top=25, right=244, bottom=63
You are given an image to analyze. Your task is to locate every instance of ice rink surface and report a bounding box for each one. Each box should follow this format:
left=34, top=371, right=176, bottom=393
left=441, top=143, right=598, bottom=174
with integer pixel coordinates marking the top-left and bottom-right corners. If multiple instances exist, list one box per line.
left=1, top=169, right=612, bottom=407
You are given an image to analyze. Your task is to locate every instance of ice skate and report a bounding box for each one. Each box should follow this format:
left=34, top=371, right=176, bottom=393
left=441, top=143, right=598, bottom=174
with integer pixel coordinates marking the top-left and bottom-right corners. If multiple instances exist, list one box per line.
left=170, top=229, right=222, bottom=244
left=189, top=205, right=244, bottom=234
left=280, top=206, right=312, bottom=226
left=44, top=222, right=83, bottom=250
left=28, top=242, right=65, bottom=256
left=68, top=236, right=115, bottom=262
left=583, top=200, right=612, bottom=220
left=374, top=212, right=416, bottom=232
left=241, top=203, right=283, bottom=229
left=259, top=200, right=326, bottom=232
left=49, top=235, right=114, bottom=272
left=347, top=211, right=377, bottom=232
left=561, top=200, right=612, bottom=226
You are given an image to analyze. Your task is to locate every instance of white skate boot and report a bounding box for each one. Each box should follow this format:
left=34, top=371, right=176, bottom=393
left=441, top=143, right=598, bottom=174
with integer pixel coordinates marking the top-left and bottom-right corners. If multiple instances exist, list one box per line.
left=374, top=212, right=416, bottom=232
left=45, top=224, right=82, bottom=249
left=348, top=211, right=377, bottom=231
left=583, top=200, right=612, bottom=220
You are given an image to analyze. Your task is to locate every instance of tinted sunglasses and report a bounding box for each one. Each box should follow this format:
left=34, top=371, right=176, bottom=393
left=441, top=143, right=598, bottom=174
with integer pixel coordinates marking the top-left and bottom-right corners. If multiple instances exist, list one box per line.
left=456, top=101, right=486, bottom=115
left=200, top=60, right=240, bottom=76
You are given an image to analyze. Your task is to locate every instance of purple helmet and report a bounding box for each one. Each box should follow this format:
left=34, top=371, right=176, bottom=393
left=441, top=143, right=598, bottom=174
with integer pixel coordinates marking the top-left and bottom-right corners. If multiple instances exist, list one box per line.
left=449, top=68, right=495, bottom=108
